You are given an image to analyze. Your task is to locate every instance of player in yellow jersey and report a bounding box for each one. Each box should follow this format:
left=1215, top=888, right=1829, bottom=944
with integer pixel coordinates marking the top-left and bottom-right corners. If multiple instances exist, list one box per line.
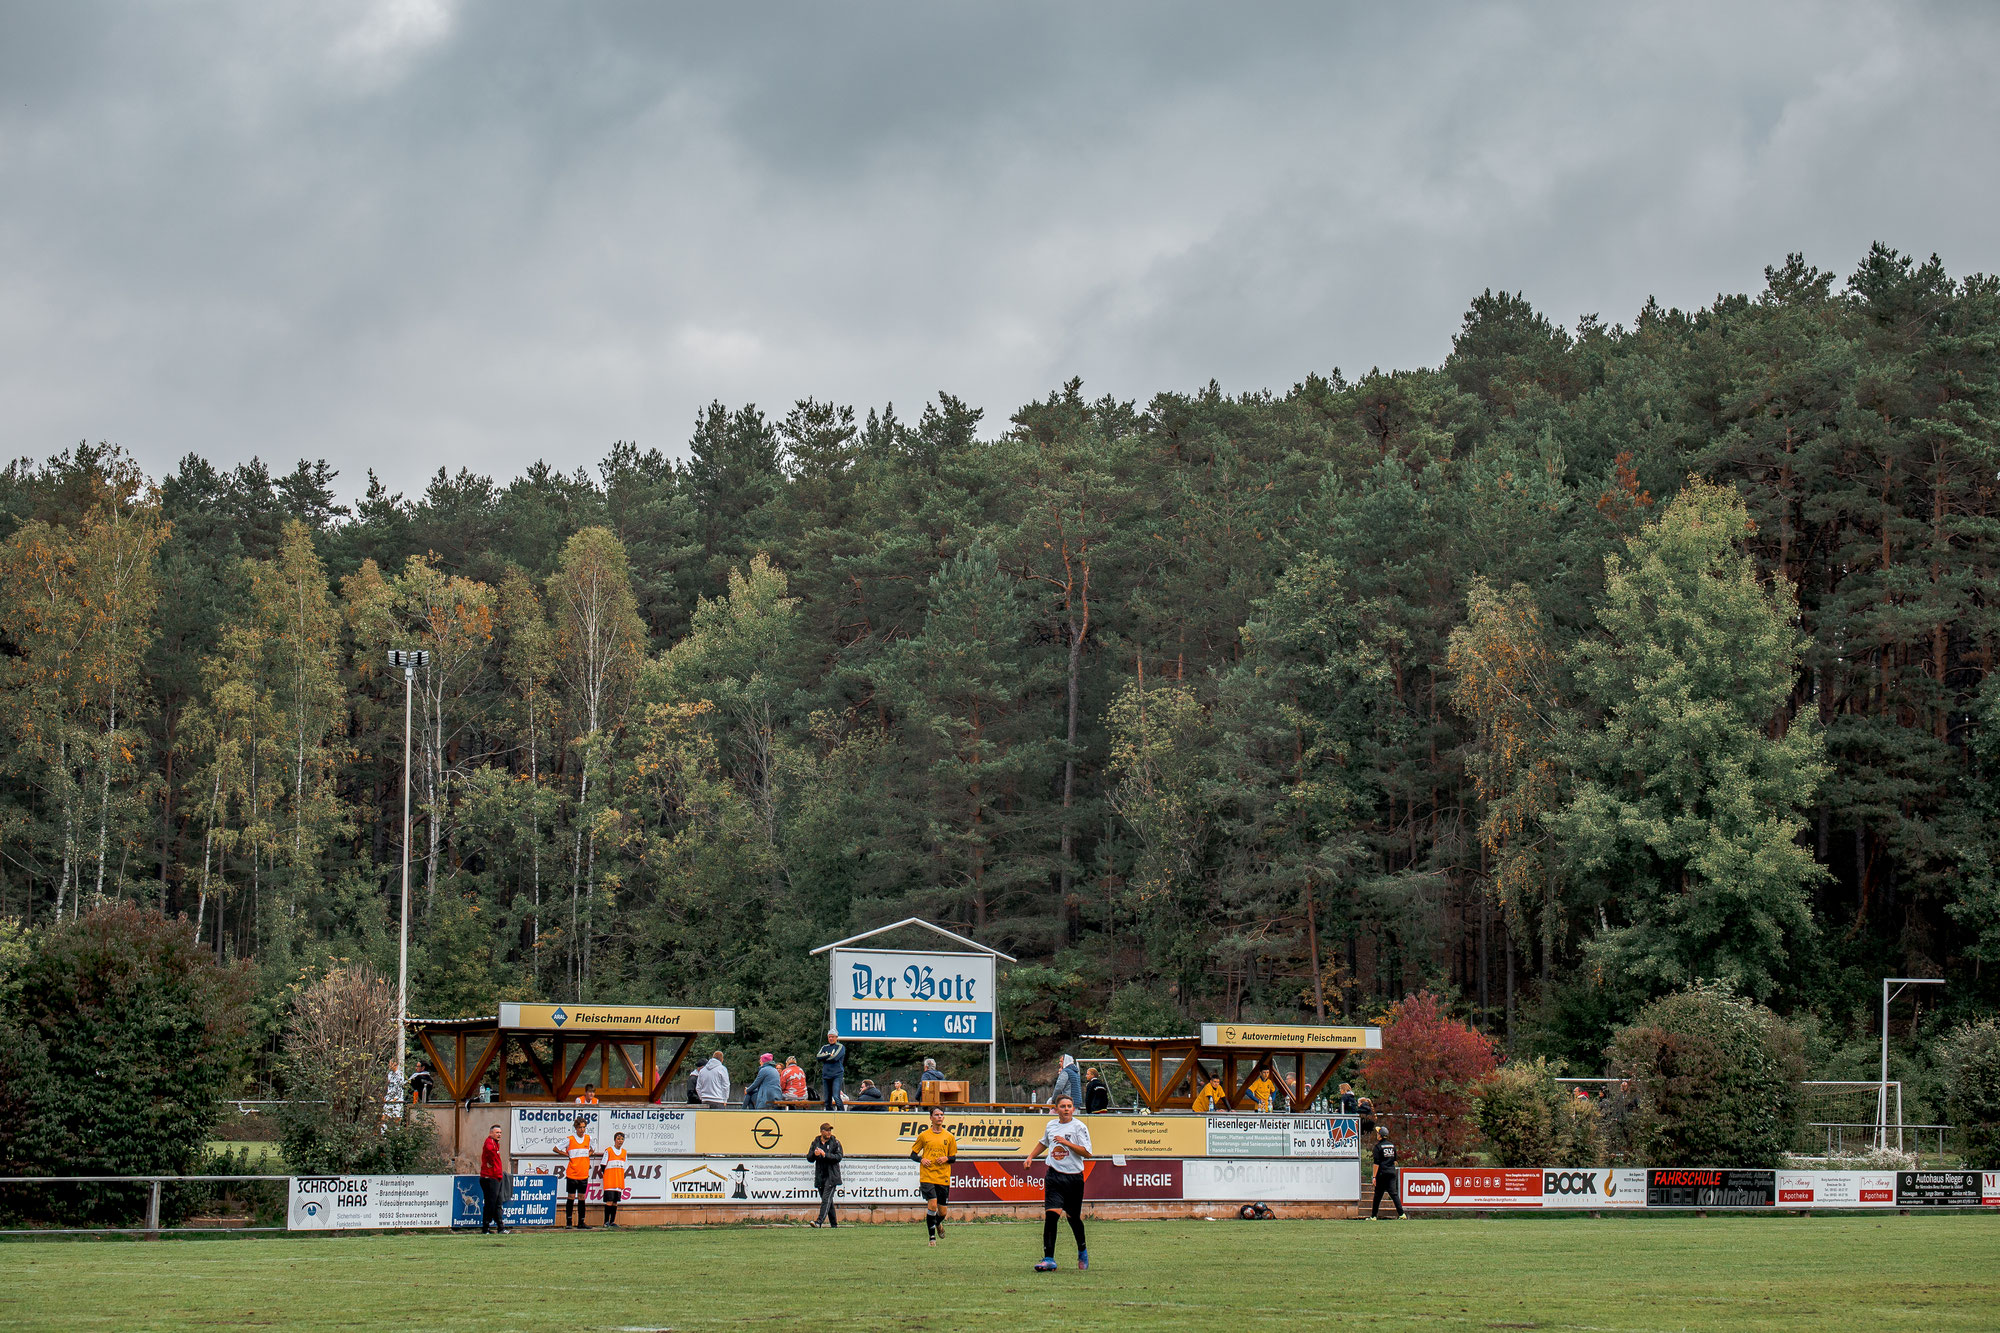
left=909, top=1106, right=957, bottom=1246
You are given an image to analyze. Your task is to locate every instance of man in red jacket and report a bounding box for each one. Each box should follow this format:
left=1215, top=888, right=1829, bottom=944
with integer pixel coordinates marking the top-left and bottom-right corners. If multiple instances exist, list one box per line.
left=479, top=1124, right=508, bottom=1234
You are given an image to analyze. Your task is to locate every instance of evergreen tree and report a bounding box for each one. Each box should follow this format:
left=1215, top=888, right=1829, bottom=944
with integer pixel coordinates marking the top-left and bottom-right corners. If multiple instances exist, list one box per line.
left=1556, top=481, right=1827, bottom=1000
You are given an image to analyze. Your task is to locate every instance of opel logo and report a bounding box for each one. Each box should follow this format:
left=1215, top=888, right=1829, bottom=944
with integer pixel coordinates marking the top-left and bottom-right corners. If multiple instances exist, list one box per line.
left=752, top=1116, right=782, bottom=1149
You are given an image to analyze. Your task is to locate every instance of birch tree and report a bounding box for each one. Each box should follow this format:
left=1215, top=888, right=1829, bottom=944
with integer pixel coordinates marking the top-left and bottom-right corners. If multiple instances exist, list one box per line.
left=549, top=527, right=643, bottom=993
left=0, top=501, right=166, bottom=917
left=344, top=556, right=495, bottom=913
left=253, top=521, right=346, bottom=904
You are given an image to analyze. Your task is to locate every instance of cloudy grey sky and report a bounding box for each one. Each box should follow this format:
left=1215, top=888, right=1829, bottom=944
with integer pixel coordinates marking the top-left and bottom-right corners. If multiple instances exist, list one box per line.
left=3, top=1, right=1996, bottom=497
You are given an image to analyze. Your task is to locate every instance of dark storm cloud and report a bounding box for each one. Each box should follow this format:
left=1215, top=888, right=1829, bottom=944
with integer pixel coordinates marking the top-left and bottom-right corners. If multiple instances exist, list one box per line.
left=2, top=1, right=1996, bottom=494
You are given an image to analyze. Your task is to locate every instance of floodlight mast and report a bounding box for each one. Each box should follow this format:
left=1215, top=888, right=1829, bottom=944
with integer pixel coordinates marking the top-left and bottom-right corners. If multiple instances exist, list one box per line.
left=388, top=650, right=430, bottom=1084
left=1879, top=976, right=1942, bottom=1150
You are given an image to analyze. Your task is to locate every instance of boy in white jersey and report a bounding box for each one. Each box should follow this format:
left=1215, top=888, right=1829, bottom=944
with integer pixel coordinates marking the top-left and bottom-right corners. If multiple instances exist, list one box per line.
left=1024, top=1094, right=1092, bottom=1271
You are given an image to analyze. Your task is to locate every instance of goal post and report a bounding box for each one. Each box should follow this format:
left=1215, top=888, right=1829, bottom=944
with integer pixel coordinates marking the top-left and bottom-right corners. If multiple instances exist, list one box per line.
left=1797, top=1081, right=1900, bottom=1156
left=1554, top=1079, right=1901, bottom=1157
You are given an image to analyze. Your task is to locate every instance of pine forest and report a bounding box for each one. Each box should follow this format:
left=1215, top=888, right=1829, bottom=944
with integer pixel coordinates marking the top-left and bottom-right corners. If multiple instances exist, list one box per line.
left=3, top=244, right=1997, bottom=1090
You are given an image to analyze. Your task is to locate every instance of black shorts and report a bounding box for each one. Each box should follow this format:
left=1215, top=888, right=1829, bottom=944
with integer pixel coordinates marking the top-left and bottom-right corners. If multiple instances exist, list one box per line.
left=920, top=1182, right=951, bottom=1203
left=601, top=1188, right=624, bottom=1204
left=565, top=1176, right=588, bottom=1195
left=1044, top=1169, right=1085, bottom=1214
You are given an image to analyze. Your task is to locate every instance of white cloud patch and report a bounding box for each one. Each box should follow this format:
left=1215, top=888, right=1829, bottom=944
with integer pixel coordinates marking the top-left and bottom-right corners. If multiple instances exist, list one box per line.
left=330, top=0, right=459, bottom=87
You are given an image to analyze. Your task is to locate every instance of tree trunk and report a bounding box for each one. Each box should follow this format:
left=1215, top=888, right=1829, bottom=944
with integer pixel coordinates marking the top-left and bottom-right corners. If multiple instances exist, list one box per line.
left=1059, top=615, right=1083, bottom=905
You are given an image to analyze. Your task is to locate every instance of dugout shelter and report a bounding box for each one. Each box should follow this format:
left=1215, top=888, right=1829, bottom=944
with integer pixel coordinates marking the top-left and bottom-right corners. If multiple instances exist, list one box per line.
left=1085, top=1021, right=1382, bottom=1113
left=405, top=1002, right=737, bottom=1106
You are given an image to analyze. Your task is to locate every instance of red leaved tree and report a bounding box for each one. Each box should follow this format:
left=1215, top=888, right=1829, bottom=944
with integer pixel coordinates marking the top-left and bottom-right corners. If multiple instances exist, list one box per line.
left=1359, top=992, right=1496, bottom=1165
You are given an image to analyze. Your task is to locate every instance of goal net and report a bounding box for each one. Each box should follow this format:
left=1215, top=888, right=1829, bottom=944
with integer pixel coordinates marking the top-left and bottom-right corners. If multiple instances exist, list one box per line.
left=1796, top=1081, right=1898, bottom=1156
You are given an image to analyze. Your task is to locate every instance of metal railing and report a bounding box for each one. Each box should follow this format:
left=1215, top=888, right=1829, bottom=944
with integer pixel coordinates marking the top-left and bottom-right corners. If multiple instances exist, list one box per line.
left=0, top=1175, right=290, bottom=1237
left=1799, top=1122, right=1952, bottom=1162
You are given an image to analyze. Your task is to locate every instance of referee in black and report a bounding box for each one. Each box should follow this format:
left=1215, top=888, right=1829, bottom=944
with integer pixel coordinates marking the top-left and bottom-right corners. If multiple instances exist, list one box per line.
left=1368, top=1125, right=1405, bottom=1219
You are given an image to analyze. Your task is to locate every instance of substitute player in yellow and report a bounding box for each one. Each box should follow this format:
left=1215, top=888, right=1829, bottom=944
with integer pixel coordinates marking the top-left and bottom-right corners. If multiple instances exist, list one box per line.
left=909, top=1105, right=957, bottom=1246
left=1026, top=1093, right=1092, bottom=1271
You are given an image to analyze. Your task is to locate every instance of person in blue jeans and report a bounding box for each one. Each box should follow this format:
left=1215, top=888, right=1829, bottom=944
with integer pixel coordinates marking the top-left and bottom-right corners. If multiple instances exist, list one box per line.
left=816, top=1032, right=846, bottom=1111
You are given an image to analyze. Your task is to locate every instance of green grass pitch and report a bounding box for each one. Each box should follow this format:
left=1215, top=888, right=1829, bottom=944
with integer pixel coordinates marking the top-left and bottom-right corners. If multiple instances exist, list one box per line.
left=4, top=1215, right=1996, bottom=1332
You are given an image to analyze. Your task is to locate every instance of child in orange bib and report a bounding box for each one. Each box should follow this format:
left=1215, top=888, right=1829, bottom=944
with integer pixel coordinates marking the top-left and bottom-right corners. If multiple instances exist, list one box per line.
left=601, top=1132, right=629, bottom=1228
left=562, top=1116, right=594, bottom=1228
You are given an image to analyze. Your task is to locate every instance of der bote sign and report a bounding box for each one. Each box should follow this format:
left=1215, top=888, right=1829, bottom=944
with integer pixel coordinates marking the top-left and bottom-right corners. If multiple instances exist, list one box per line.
left=829, top=947, right=995, bottom=1042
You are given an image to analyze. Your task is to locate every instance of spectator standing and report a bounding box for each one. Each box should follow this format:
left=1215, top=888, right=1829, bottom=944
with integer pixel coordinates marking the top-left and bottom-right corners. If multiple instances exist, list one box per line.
left=695, top=1051, right=731, bottom=1108
left=1191, top=1075, right=1225, bottom=1113
left=807, top=1122, right=844, bottom=1227
left=383, top=1062, right=406, bottom=1120
left=407, top=1063, right=435, bottom=1104
left=478, top=1123, right=507, bottom=1234
left=1247, top=1069, right=1277, bottom=1112
left=1369, top=1126, right=1405, bottom=1219
left=1052, top=1055, right=1083, bottom=1110
left=889, top=1080, right=911, bottom=1108
left=853, top=1079, right=886, bottom=1108
left=1082, top=1067, right=1109, bottom=1114
left=817, top=1033, right=847, bottom=1112
left=1337, top=1083, right=1357, bottom=1115
left=780, top=1057, right=808, bottom=1102
left=745, top=1054, right=781, bottom=1109
left=1357, top=1095, right=1376, bottom=1141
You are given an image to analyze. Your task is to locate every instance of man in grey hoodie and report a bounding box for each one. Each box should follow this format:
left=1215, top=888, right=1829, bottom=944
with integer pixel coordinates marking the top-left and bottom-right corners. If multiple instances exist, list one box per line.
left=695, top=1051, right=731, bottom=1108
left=1052, top=1054, right=1083, bottom=1110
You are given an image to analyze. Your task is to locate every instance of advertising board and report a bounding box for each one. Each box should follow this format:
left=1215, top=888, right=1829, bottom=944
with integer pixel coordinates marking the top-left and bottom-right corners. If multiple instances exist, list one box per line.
left=513, top=1156, right=1352, bottom=1203
left=1400, top=1168, right=1544, bottom=1208
left=1184, top=1158, right=1359, bottom=1202
left=1646, top=1169, right=1775, bottom=1208
left=1539, top=1167, right=1647, bottom=1209
left=597, top=1157, right=923, bottom=1205
left=680, top=1109, right=1206, bottom=1159
left=1987, top=1172, right=2000, bottom=1206
left=497, top=1003, right=734, bottom=1033
left=287, top=1175, right=456, bottom=1230
left=449, top=1174, right=558, bottom=1227
left=948, top=1158, right=1185, bottom=1202
left=1896, top=1171, right=1982, bottom=1206
left=1198, top=1023, right=1382, bottom=1051
left=511, top=1104, right=697, bottom=1156
left=1204, top=1115, right=1358, bottom=1158
left=1773, top=1171, right=1896, bottom=1207
left=829, top=947, right=995, bottom=1043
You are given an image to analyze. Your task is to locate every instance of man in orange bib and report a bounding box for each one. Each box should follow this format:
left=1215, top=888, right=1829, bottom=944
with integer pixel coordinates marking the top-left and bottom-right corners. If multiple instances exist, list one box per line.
left=562, top=1116, right=595, bottom=1228
left=600, top=1131, right=629, bottom=1228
